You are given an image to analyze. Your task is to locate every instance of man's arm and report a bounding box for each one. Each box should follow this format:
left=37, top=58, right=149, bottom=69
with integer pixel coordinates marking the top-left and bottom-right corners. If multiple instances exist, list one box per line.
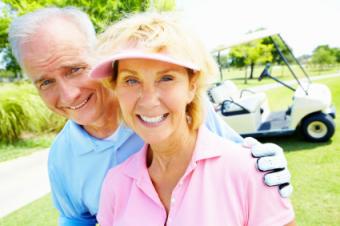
left=203, top=96, right=293, bottom=197
left=48, top=157, right=97, bottom=226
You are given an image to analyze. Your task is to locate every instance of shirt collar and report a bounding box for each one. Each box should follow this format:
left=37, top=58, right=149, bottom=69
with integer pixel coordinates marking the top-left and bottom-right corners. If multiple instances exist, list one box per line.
left=192, top=125, right=225, bottom=162
left=123, top=125, right=225, bottom=180
left=68, top=120, right=135, bottom=155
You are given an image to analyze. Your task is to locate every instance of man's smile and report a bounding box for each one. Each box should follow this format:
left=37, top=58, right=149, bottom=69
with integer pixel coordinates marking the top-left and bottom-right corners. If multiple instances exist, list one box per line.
left=66, top=93, right=93, bottom=110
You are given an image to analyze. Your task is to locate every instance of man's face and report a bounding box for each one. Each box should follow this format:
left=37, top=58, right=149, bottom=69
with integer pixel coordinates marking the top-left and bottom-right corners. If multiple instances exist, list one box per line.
left=21, top=18, right=112, bottom=126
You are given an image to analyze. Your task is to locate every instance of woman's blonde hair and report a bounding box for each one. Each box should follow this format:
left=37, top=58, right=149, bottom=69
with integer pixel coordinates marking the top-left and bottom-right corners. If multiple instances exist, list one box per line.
left=97, top=12, right=219, bottom=131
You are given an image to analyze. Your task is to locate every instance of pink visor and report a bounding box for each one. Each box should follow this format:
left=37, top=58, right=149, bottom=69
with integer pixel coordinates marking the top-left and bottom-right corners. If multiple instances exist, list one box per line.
left=90, top=51, right=200, bottom=79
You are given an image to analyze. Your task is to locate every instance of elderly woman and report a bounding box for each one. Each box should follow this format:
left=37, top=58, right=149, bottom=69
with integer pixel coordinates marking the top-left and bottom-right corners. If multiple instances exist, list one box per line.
left=91, top=12, right=296, bottom=226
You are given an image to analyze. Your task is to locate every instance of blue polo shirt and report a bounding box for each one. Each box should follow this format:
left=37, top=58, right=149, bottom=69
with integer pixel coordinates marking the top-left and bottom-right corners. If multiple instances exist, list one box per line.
left=48, top=98, right=243, bottom=226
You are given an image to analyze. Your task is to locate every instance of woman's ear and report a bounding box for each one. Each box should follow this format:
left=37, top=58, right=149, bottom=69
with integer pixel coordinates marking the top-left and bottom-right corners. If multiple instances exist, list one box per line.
left=187, top=72, right=199, bottom=103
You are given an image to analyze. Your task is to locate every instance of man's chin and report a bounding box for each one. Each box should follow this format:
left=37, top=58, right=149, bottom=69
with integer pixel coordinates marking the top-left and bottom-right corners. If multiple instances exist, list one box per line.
left=69, top=114, right=96, bottom=126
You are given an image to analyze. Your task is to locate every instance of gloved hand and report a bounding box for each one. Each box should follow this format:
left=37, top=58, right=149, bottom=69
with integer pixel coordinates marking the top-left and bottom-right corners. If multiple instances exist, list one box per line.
left=243, top=137, right=293, bottom=198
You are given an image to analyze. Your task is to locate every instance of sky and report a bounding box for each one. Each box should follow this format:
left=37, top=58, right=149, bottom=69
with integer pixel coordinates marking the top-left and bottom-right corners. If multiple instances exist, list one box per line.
left=176, top=0, right=340, bottom=56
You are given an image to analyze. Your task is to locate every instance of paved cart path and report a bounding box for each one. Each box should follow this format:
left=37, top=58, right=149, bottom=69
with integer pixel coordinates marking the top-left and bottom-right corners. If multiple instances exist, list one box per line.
left=0, top=150, right=50, bottom=218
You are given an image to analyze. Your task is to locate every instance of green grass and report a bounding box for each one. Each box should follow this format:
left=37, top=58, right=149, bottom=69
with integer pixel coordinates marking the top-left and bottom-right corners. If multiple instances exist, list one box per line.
left=218, top=64, right=340, bottom=88
left=0, top=81, right=64, bottom=162
left=0, top=195, right=58, bottom=226
left=0, top=133, right=55, bottom=163
left=0, top=82, right=66, bottom=143
left=1, top=76, right=340, bottom=225
left=258, top=76, right=340, bottom=226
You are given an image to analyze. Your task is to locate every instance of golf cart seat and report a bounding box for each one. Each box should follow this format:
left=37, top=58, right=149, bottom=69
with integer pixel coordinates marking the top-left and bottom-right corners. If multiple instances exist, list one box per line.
left=235, top=92, right=267, bottom=113
left=209, top=80, right=267, bottom=113
left=220, top=92, right=267, bottom=133
left=208, top=80, right=239, bottom=105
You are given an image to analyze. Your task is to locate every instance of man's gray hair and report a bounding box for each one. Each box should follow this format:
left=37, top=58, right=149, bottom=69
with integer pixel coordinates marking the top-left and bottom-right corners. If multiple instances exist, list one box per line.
left=8, top=7, right=96, bottom=68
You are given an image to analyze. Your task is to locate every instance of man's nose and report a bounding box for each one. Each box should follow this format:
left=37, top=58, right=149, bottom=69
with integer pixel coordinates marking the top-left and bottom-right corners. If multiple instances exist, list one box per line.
left=58, top=80, right=81, bottom=104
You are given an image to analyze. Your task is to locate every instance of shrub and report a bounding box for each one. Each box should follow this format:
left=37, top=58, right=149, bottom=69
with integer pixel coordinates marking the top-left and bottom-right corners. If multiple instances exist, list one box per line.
left=0, top=82, right=66, bottom=143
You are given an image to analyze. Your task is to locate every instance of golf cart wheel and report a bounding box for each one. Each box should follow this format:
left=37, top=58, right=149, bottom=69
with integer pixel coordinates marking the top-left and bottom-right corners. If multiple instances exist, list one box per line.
left=301, top=113, right=335, bottom=142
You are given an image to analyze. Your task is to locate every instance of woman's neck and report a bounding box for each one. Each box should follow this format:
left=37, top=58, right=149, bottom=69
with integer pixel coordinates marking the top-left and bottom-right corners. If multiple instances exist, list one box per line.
left=147, top=126, right=198, bottom=214
left=148, top=127, right=197, bottom=172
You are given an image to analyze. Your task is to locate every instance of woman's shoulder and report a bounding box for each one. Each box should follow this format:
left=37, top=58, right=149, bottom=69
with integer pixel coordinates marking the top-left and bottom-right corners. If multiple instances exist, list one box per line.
left=199, top=126, right=258, bottom=176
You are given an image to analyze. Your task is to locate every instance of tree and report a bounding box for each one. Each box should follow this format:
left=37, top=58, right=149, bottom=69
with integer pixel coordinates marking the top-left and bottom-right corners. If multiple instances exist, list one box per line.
left=152, top=0, right=176, bottom=11
left=0, top=3, right=22, bottom=78
left=261, top=35, right=295, bottom=65
left=310, top=45, right=336, bottom=68
left=229, top=39, right=273, bottom=79
left=333, top=47, right=340, bottom=63
left=1, top=0, right=179, bottom=78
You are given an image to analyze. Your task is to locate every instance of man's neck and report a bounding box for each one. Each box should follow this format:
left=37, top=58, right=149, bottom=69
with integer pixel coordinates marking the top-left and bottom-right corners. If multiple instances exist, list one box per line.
left=83, top=118, right=119, bottom=139
left=83, top=100, right=120, bottom=139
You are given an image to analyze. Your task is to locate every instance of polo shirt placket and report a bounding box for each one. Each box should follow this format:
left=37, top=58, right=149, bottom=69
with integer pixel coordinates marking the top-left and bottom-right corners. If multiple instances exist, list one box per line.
left=167, top=160, right=199, bottom=225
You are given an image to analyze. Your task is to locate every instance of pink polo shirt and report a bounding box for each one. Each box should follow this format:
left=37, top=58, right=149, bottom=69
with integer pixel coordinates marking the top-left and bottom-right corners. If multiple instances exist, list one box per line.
left=97, top=126, right=294, bottom=226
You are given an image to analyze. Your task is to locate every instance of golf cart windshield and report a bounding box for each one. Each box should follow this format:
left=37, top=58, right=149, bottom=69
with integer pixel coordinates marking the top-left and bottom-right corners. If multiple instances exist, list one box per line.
left=212, top=30, right=311, bottom=94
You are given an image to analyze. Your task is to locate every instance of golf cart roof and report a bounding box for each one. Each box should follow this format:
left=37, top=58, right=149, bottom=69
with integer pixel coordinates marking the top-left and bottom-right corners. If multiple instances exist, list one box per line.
left=213, top=29, right=279, bottom=52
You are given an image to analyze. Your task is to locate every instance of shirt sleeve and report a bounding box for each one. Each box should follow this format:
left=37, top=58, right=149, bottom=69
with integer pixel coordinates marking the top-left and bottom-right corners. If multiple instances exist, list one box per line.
left=48, top=157, right=97, bottom=226
left=97, top=170, right=115, bottom=226
left=203, top=95, right=244, bottom=144
left=244, top=158, right=295, bottom=226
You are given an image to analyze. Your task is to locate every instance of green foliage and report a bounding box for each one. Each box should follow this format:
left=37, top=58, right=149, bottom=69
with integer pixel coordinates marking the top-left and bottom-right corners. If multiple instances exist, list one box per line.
left=311, top=45, right=337, bottom=65
left=153, top=0, right=176, bottom=11
left=0, top=82, right=66, bottom=143
left=0, top=0, right=151, bottom=76
left=334, top=48, right=340, bottom=63
left=261, top=35, right=295, bottom=65
left=228, top=39, right=273, bottom=79
left=0, top=4, right=22, bottom=78
left=228, top=39, right=273, bottom=68
left=0, top=133, right=54, bottom=162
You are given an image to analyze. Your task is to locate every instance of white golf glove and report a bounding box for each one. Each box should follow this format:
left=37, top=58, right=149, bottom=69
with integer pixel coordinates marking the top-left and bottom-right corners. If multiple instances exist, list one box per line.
left=243, top=137, right=293, bottom=198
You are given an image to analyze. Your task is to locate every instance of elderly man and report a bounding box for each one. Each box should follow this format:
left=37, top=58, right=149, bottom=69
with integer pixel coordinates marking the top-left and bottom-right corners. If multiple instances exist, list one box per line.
left=9, top=7, right=292, bottom=226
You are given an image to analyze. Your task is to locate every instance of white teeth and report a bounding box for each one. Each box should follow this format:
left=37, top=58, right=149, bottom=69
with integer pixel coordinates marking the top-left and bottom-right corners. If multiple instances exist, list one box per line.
left=140, top=114, right=165, bottom=123
left=68, top=97, right=89, bottom=110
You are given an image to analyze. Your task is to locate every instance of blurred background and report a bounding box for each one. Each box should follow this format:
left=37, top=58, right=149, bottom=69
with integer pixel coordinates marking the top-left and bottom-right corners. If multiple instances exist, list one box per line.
left=0, top=0, right=339, bottom=225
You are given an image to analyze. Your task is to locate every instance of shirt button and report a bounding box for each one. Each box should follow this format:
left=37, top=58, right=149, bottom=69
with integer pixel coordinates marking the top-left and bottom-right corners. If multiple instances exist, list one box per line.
left=171, top=198, right=176, bottom=204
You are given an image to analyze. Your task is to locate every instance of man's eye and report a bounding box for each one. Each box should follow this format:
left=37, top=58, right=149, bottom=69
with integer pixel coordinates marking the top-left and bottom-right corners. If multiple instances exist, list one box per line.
left=70, top=67, right=83, bottom=74
left=39, top=80, right=54, bottom=90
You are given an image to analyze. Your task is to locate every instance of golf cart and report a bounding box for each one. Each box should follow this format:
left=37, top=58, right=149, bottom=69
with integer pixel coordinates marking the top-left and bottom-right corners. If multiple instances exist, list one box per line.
left=208, top=30, right=336, bottom=142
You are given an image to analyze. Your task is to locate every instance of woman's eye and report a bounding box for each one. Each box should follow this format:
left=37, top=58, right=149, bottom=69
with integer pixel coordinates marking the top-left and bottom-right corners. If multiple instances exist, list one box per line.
left=126, top=78, right=139, bottom=86
left=160, top=75, right=174, bottom=82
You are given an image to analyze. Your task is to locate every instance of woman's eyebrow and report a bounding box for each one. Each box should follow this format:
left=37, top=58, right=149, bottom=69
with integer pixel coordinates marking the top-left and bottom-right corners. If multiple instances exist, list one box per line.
left=118, top=68, right=137, bottom=74
left=157, top=68, right=182, bottom=75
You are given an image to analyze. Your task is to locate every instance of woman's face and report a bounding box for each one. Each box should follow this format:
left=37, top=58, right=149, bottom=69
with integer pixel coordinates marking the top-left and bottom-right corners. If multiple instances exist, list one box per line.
left=115, top=58, right=196, bottom=145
